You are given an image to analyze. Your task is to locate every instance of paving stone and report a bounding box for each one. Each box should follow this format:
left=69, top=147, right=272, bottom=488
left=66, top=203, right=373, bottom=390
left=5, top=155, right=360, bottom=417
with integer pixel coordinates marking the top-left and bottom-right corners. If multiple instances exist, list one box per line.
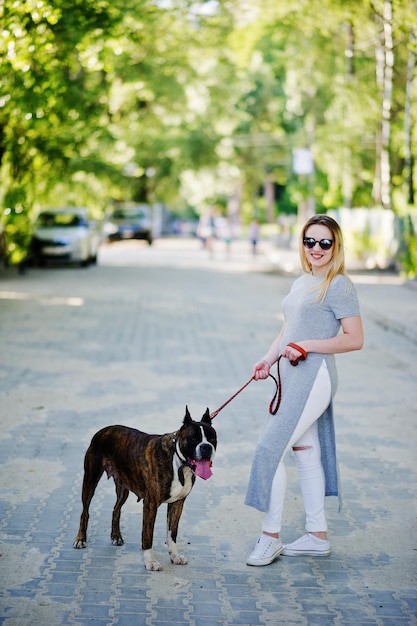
left=0, top=241, right=416, bottom=626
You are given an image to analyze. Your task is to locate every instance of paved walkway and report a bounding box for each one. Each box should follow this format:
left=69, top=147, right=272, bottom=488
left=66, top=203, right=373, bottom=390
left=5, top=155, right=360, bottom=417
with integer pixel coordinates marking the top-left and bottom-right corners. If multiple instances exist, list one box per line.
left=0, top=238, right=416, bottom=626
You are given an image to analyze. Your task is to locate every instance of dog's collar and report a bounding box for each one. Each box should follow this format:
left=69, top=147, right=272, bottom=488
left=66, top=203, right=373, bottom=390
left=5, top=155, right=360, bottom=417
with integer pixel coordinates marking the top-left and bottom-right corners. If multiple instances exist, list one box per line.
left=174, top=442, right=195, bottom=470
left=172, top=434, right=185, bottom=461
left=172, top=434, right=195, bottom=485
left=177, top=454, right=195, bottom=471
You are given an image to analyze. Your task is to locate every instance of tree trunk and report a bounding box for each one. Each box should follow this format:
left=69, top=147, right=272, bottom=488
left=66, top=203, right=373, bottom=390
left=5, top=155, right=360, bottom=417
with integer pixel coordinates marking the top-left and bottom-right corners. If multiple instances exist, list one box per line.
left=404, top=29, right=415, bottom=206
left=372, top=0, right=393, bottom=209
left=264, top=174, right=275, bottom=223
left=342, top=21, right=355, bottom=209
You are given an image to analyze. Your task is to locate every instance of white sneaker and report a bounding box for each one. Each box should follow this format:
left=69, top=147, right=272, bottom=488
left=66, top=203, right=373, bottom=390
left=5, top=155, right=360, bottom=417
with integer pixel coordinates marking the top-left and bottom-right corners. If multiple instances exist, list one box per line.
left=282, top=533, right=331, bottom=557
left=246, top=535, right=283, bottom=566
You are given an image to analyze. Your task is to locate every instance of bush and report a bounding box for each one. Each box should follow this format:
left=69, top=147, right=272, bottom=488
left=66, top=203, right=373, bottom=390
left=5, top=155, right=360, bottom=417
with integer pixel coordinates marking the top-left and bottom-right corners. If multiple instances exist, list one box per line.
left=399, top=214, right=417, bottom=278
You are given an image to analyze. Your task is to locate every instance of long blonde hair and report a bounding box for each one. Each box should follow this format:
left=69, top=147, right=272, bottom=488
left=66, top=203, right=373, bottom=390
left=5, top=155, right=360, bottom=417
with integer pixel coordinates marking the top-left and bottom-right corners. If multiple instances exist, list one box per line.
left=299, top=214, right=346, bottom=301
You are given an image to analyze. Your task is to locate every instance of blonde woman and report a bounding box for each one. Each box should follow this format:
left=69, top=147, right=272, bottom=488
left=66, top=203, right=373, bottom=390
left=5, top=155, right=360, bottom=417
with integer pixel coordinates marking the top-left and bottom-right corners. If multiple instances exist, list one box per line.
left=246, top=214, right=364, bottom=566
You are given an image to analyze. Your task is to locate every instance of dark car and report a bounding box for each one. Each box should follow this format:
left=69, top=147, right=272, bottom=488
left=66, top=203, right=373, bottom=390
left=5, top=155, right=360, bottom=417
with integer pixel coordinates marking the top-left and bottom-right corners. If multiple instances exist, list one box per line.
left=106, top=204, right=153, bottom=245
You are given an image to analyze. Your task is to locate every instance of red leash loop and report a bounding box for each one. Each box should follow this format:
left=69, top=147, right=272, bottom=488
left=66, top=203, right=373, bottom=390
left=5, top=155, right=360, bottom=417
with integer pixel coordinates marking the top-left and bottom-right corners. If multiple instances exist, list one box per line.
left=287, top=342, right=308, bottom=363
left=268, top=358, right=282, bottom=415
left=269, top=344, right=306, bottom=414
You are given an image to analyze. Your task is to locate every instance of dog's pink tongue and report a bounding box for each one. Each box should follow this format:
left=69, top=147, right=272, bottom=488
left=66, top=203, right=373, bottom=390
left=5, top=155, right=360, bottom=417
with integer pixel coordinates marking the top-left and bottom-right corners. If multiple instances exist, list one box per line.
left=195, top=460, right=213, bottom=480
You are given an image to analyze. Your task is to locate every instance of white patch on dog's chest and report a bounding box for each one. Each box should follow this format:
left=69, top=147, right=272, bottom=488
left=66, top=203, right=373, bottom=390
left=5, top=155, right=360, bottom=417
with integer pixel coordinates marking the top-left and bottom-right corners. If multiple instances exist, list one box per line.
left=166, top=462, right=194, bottom=503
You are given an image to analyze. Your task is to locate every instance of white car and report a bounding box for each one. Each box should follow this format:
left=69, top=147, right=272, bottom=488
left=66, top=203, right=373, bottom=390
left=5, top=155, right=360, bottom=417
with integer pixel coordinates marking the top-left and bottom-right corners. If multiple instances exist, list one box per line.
left=31, top=208, right=101, bottom=267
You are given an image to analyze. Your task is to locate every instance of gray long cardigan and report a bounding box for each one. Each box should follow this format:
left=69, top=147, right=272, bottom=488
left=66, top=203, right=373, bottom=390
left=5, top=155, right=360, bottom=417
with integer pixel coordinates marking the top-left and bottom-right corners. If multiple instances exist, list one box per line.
left=245, top=273, right=361, bottom=512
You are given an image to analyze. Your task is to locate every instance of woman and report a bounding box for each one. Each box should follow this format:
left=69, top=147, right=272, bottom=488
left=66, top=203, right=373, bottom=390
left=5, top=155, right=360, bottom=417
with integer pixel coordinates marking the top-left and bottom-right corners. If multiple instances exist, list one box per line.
left=246, top=214, right=363, bottom=566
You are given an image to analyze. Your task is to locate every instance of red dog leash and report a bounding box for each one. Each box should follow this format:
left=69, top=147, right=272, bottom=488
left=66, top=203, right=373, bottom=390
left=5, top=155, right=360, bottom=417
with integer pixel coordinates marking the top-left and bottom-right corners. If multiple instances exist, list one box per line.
left=210, top=343, right=307, bottom=420
left=210, top=377, right=254, bottom=420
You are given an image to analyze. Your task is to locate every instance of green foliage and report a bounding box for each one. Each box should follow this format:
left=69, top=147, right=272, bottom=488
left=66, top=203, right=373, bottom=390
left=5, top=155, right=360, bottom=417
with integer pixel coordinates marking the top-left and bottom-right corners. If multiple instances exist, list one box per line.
left=2, top=209, right=32, bottom=265
left=399, top=213, right=417, bottom=278
left=0, top=0, right=416, bottom=263
left=401, top=235, right=417, bottom=277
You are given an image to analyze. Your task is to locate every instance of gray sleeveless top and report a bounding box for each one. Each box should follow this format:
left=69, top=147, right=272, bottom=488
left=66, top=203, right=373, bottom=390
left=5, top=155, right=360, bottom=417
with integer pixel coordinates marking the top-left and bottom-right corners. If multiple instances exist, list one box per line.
left=245, top=273, right=361, bottom=512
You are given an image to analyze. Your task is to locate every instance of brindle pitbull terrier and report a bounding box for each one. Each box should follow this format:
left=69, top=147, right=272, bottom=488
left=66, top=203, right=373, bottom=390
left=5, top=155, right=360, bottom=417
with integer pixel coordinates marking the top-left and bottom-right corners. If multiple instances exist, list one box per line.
left=73, top=407, right=217, bottom=571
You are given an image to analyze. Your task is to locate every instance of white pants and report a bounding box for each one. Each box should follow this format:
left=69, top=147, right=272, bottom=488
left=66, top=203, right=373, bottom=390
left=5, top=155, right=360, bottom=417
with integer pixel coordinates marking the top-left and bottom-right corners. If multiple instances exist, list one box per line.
left=262, top=360, right=332, bottom=534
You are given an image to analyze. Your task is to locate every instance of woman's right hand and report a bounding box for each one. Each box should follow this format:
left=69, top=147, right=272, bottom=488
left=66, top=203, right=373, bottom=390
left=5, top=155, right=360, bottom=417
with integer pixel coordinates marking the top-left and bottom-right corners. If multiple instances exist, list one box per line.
left=252, top=359, right=271, bottom=380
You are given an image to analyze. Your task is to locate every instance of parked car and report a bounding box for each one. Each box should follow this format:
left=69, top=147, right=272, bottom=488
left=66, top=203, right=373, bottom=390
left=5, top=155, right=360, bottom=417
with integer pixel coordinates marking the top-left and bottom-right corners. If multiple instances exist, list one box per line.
left=106, top=204, right=153, bottom=244
left=30, top=208, right=101, bottom=267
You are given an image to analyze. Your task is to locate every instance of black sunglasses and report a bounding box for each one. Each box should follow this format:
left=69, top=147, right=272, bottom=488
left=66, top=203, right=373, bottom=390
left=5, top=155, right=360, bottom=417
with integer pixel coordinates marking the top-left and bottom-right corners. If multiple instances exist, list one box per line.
left=303, top=237, right=334, bottom=251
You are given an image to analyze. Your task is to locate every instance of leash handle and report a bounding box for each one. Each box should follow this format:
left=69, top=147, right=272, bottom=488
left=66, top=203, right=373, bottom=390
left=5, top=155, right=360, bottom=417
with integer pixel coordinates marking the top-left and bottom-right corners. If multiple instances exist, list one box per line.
left=287, top=342, right=307, bottom=365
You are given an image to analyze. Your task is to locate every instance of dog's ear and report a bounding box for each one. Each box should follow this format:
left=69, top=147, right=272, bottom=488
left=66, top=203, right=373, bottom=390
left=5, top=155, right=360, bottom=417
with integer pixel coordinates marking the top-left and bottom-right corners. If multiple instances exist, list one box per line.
left=201, top=407, right=211, bottom=424
left=183, top=405, right=193, bottom=426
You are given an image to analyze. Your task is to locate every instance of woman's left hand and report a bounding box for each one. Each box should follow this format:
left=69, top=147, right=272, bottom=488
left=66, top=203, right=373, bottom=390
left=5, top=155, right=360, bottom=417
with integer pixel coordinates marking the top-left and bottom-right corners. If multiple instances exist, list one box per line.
left=282, top=343, right=306, bottom=362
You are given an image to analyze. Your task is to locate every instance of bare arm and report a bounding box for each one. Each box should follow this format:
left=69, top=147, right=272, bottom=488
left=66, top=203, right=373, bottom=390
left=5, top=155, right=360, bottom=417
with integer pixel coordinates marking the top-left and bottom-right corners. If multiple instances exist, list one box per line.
left=252, top=315, right=364, bottom=381
left=282, top=315, right=364, bottom=362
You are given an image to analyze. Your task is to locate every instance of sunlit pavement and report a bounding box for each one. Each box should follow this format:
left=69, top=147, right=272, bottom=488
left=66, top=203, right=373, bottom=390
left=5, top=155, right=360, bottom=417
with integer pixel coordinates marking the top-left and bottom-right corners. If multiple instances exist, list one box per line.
left=0, top=239, right=416, bottom=625
left=99, top=237, right=296, bottom=273
left=100, top=236, right=409, bottom=281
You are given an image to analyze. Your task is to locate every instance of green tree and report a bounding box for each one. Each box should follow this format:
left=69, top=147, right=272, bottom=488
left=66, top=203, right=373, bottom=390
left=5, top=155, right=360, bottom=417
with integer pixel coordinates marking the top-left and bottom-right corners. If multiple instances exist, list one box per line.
left=0, top=0, right=416, bottom=266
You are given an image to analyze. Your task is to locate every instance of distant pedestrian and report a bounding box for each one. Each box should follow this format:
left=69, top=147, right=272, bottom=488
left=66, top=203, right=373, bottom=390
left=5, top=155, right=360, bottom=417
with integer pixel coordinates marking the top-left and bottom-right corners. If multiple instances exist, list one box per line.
left=216, top=216, right=233, bottom=260
left=249, top=219, right=260, bottom=255
left=246, top=214, right=364, bottom=566
left=197, top=210, right=216, bottom=256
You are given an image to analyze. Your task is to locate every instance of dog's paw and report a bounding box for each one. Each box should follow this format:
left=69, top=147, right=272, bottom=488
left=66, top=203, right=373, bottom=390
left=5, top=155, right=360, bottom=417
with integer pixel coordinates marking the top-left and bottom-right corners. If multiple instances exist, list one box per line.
left=111, top=536, right=124, bottom=547
left=143, top=549, right=163, bottom=571
left=170, top=553, right=188, bottom=565
left=167, top=535, right=187, bottom=565
left=73, top=539, right=87, bottom=549
left=145, top=559, right=163, bottom=571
